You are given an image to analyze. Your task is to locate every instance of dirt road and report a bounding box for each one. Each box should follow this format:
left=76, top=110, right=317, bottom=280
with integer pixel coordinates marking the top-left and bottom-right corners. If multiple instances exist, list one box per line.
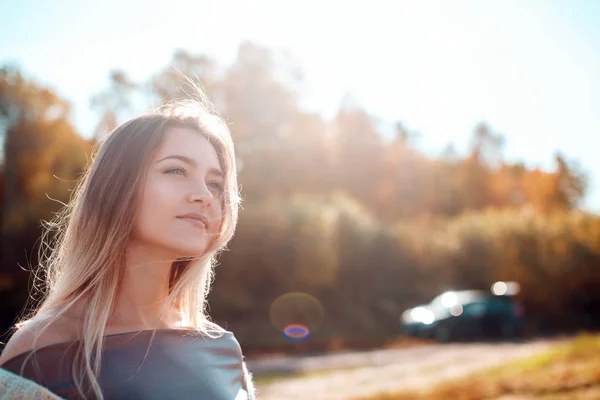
left=248, top=339, right=559, bottom=400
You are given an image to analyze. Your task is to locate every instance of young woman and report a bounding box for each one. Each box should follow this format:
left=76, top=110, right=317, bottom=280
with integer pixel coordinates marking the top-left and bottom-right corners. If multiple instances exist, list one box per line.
left=0, top=97, right=255, bottom=399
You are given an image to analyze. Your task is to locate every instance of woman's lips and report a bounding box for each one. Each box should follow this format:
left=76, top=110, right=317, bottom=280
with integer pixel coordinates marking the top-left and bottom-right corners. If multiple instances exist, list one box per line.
left=178, top=217, right=206, bottom=230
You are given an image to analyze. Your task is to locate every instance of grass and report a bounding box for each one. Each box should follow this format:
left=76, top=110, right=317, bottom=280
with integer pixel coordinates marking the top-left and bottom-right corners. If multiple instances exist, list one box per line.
left=253, top=367, right=359, bottom=386
left=359, top=333, right=600, bottom=400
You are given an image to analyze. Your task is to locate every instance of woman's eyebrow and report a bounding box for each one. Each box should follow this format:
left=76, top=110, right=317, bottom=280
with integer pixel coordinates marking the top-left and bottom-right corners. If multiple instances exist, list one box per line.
left=156, top=154, right=197, bottom=167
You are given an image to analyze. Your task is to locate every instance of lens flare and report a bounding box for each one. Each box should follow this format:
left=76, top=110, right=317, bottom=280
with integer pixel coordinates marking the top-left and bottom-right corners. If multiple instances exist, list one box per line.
left=282, top=324, right=311, bottom=341
left=270, top=292, right=324, bottom=342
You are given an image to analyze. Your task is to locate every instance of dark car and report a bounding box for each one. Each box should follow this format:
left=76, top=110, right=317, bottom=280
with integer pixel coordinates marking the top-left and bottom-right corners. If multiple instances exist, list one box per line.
left=401, top=284, right=524, bottom=342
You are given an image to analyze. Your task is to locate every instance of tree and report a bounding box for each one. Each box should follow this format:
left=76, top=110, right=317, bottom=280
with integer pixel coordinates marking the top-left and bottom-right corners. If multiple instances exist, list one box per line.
left=90, top=69, right=138, bottom=127
left=150, top=50, right=223, bottom=107
left=553, top=153, right=587, bottom=210
left=0, top=65, right=91, bottom=275
left=331, top=102, right=384, bottom=210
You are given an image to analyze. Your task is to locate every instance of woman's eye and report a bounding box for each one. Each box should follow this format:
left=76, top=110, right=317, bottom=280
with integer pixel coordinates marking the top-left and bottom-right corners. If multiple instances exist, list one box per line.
left=208, top=182, right=224, bottom=192
left=165, top=167, right=187, bottom=176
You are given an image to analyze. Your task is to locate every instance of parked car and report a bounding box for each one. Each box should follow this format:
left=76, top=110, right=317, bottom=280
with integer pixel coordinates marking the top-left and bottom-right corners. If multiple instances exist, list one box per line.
left=401, top=283, right=524, bottom=342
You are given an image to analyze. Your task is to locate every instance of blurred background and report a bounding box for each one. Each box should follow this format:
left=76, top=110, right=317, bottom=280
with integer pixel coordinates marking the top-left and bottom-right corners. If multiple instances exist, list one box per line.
left=1, top=0, right=600, bottom=397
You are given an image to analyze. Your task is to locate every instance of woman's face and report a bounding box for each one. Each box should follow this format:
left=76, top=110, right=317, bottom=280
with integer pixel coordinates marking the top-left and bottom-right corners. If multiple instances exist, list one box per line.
left=132, top=126, right=225, bottom=259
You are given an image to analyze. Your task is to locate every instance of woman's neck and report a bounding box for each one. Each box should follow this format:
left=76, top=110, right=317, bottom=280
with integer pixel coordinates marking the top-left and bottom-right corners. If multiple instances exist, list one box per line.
left=108, top=241, right=182, bottom=331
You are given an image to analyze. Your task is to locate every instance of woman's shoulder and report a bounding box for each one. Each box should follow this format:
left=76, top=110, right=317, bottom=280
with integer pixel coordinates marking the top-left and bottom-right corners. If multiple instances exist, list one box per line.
left=200, top=320, right=234, bottom=336
left=0, top=316, right=77, bottom=366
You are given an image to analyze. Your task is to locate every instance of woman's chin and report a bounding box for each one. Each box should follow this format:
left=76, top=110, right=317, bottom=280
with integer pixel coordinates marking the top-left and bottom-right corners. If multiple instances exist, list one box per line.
left=173, top=246, right=208, bottom=259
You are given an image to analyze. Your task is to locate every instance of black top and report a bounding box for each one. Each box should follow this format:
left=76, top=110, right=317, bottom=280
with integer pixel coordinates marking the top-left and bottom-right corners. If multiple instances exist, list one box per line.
left=0, top=329, right=251, bottom=399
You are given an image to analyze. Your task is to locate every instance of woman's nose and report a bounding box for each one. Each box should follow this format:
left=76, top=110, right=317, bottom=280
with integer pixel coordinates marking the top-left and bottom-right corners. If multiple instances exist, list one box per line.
left=187, top=186, right=213, bottom=205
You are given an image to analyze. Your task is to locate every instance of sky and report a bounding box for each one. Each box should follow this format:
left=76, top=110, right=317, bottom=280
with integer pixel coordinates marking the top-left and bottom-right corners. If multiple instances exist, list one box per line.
left=1, top=0, right=599, bottom=212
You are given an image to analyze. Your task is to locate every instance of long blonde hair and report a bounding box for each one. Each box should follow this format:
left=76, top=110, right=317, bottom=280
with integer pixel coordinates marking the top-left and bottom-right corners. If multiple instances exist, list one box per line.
left=16, top=96, right=241, bottom=398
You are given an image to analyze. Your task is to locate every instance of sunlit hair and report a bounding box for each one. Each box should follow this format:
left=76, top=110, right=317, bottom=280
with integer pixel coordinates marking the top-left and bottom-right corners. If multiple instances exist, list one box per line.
left=14, top=91, right=241, bottom=399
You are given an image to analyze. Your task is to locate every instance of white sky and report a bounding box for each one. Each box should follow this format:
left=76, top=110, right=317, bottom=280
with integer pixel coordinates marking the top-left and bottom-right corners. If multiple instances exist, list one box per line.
left=1, top=0, right=599, bottom=212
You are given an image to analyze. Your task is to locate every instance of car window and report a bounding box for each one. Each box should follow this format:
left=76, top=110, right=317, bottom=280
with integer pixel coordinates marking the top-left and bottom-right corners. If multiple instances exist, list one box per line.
left=458, top=291, right=486, bottom=304
left=485, top=297, right=515, bottom=315
left=430, top=290, right=486, bottom=307
left=462, top=302, right=487, bottom=317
